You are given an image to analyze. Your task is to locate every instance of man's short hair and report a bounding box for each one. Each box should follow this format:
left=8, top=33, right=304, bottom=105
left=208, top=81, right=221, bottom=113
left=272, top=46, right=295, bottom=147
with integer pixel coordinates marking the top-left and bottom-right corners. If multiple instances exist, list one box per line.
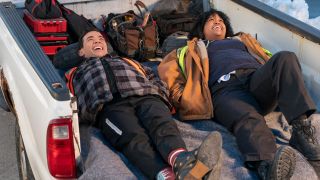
left=78, top=27, right=105, bottom=50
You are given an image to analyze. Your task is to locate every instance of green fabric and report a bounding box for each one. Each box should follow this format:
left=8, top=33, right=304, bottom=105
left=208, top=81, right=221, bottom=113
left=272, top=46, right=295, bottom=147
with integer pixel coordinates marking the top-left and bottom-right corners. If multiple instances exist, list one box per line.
left=177, top=46, right=188, bottom=78
left=263, top=48, right=273, bottom=57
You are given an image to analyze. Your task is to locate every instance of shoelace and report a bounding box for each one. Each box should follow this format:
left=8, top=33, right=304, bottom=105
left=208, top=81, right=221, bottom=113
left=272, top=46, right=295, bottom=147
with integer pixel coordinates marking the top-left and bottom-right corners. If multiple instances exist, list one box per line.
left=302, top=124, right=317, bottom=144
left=162, top=171, right=173, bottom=179
left=293, top=119, right=317, bottom=144
left=157, top=167, right=175, bottom=180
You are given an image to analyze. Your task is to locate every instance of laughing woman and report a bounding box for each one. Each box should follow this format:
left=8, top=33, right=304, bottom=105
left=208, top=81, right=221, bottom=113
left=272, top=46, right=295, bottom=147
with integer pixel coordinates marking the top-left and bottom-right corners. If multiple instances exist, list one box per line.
left=158, top=8, right=320, bottom=180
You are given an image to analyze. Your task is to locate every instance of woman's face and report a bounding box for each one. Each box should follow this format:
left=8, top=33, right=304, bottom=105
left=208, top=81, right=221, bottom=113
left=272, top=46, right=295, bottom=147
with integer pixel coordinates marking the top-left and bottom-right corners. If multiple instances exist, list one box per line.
left=203, top=14, right=226, bottom=40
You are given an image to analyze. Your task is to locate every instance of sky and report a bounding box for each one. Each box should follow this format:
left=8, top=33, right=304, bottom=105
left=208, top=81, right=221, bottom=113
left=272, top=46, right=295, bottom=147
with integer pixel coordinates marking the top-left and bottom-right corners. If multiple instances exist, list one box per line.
left=258, top=0, right=320, bottom=30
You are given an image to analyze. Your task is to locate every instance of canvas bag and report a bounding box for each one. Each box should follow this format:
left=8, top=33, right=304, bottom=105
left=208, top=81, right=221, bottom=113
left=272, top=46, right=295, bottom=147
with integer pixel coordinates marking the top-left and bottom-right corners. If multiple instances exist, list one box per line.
left=105, top=1, right=158, bottom=61
left=25, top=0, right=62, bottom=19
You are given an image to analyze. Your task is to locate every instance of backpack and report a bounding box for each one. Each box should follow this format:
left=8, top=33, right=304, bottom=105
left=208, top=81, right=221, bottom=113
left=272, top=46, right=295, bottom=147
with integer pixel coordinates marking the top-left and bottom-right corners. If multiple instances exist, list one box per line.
left=151, top=0, right=191, bottom=16
left=25, top=0, right=62, bottom=19
left=151, top=0, right=200, bottom=43
left=57, top=2, right=96, bottom=43
left=155, top=13, right=197, bottom=44
left=160, top=31, right=188, bottom=57
left=105, top=1, right=158, bottom=61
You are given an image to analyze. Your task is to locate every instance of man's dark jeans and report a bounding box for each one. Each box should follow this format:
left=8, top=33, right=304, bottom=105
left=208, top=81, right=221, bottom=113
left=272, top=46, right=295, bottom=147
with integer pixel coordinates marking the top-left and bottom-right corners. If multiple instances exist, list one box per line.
left=96, top=95, right=186, bottom=179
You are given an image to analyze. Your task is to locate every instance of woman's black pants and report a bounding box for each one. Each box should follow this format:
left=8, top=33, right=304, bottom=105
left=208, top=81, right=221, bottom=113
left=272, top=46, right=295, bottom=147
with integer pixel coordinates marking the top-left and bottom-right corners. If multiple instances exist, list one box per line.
left=211, top=51, right=316, bottom=162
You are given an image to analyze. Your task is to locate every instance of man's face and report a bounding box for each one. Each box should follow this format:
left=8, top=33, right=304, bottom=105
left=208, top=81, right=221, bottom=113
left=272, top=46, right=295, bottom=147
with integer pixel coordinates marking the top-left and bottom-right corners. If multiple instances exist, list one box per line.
left=79, top=31, right=108, bottom=58
left=203, top=14, right=227, bottom=40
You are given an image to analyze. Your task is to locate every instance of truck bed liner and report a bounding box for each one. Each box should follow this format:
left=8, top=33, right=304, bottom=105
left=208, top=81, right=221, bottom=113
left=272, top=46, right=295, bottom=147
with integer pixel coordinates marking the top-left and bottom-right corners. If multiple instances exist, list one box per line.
left=79, top=113, right=319, bottom=179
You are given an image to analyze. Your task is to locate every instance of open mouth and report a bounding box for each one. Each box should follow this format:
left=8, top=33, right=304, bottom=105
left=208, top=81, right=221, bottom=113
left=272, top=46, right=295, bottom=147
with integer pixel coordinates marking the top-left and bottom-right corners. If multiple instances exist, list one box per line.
left=93, top=46, right=103, bottom=50
left=212, top=25, right=221, bottom=31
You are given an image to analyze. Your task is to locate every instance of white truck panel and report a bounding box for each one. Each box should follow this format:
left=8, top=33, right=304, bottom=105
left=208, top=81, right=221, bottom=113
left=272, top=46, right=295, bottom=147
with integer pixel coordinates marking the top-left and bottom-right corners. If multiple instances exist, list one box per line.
left=0, top=0, right=318, bottom=179
left=0, top=13, right=73, bottom=179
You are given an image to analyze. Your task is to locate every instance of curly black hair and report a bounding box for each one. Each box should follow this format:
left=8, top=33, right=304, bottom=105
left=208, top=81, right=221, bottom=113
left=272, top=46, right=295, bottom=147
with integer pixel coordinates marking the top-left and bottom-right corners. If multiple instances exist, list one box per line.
left=188, top=9, right=234, bottom=40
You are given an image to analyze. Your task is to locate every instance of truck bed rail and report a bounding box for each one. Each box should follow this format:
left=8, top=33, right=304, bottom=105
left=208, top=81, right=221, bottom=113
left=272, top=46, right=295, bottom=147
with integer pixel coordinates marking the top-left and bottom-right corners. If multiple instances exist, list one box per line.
left=0, top=2, right=69, bottom=101
left=231, top=0, right=320, bottom=44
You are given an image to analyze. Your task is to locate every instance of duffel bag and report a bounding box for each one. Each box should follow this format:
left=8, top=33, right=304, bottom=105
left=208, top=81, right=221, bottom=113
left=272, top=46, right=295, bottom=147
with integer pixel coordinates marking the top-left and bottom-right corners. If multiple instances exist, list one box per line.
left=57, top=2, right=96, bottom=43
left=25, top=0, right=62, bottom=19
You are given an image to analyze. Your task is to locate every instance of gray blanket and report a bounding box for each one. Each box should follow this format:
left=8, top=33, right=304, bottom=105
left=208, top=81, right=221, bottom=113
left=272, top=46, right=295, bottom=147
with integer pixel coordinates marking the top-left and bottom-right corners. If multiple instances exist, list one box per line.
left=78, top=112, right=319, bottom=180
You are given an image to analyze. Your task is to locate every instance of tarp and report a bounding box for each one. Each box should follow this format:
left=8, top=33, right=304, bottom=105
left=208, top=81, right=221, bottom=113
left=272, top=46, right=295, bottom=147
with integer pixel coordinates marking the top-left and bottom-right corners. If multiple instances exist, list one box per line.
left=78, top=112, right=319, bottom=179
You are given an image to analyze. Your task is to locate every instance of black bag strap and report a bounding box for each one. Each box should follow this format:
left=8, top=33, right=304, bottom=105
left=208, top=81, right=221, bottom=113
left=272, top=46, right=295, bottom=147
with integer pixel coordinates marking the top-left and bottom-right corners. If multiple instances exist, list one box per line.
left=56, top=1, right=95, bottom=41
left=108, top=13, right=136, bottom=30
left=134, top=0, right=149, bottom=17
left=134, top=1, right=155, bottom=28
left=45, top=0, right=52, bottom=12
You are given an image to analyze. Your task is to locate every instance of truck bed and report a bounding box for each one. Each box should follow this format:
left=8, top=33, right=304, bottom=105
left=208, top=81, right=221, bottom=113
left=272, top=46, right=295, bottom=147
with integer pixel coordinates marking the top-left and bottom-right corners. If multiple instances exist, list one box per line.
left=78, top=113, right=319, bottom=179
left=2, top=0, right=320, bottom=179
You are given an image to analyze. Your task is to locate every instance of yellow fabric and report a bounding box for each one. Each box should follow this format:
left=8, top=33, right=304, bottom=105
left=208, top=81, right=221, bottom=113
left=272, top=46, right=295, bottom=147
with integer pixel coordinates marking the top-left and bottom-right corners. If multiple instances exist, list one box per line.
left=263, top=48, right=273, bottom=57
left=177, top=46, right=188, bottom=79
left=158, top=33, right=270, bottom=121
left=158, top=38, right=214, bottom=121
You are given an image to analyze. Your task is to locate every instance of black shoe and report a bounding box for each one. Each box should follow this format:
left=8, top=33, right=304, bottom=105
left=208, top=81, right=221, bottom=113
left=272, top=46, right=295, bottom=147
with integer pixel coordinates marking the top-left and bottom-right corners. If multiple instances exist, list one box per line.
left=173, top=131, right=223, bottom=180
left=289, top=114, right=320, bottom=160
left=257, top=146, right=296, bottom=180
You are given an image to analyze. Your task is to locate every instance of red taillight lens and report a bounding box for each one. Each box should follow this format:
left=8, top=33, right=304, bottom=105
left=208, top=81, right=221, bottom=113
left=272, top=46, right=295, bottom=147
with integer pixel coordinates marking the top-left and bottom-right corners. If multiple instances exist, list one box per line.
left=47, top=118, right=76, bottom=179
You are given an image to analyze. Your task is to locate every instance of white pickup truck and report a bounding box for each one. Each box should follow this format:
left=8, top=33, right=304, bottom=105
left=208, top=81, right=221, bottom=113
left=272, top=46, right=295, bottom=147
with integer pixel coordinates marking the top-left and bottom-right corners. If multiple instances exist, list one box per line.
left=0, top=0, right=319, bottom=179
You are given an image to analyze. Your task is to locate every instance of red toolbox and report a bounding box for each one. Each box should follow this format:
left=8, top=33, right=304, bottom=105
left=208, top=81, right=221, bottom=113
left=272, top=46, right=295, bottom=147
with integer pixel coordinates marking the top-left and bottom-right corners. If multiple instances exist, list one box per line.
left=39, top=41, right=68, bottom=56
left=41, top=45, right=67, bottom=56
left=34, top=33, right=69, bottom=42
left=23, top=10, right=67, bottom=33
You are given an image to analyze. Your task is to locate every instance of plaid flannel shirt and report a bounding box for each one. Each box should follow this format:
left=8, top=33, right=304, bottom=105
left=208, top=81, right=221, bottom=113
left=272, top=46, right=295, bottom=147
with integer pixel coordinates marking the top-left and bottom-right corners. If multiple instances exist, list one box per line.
left=73, top=56, right=171, bottom=124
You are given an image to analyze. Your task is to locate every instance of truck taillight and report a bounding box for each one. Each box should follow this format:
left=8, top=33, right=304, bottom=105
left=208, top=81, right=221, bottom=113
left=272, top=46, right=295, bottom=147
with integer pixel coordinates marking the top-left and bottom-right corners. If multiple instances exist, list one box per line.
left=47, top=118, right=76, bottom=179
